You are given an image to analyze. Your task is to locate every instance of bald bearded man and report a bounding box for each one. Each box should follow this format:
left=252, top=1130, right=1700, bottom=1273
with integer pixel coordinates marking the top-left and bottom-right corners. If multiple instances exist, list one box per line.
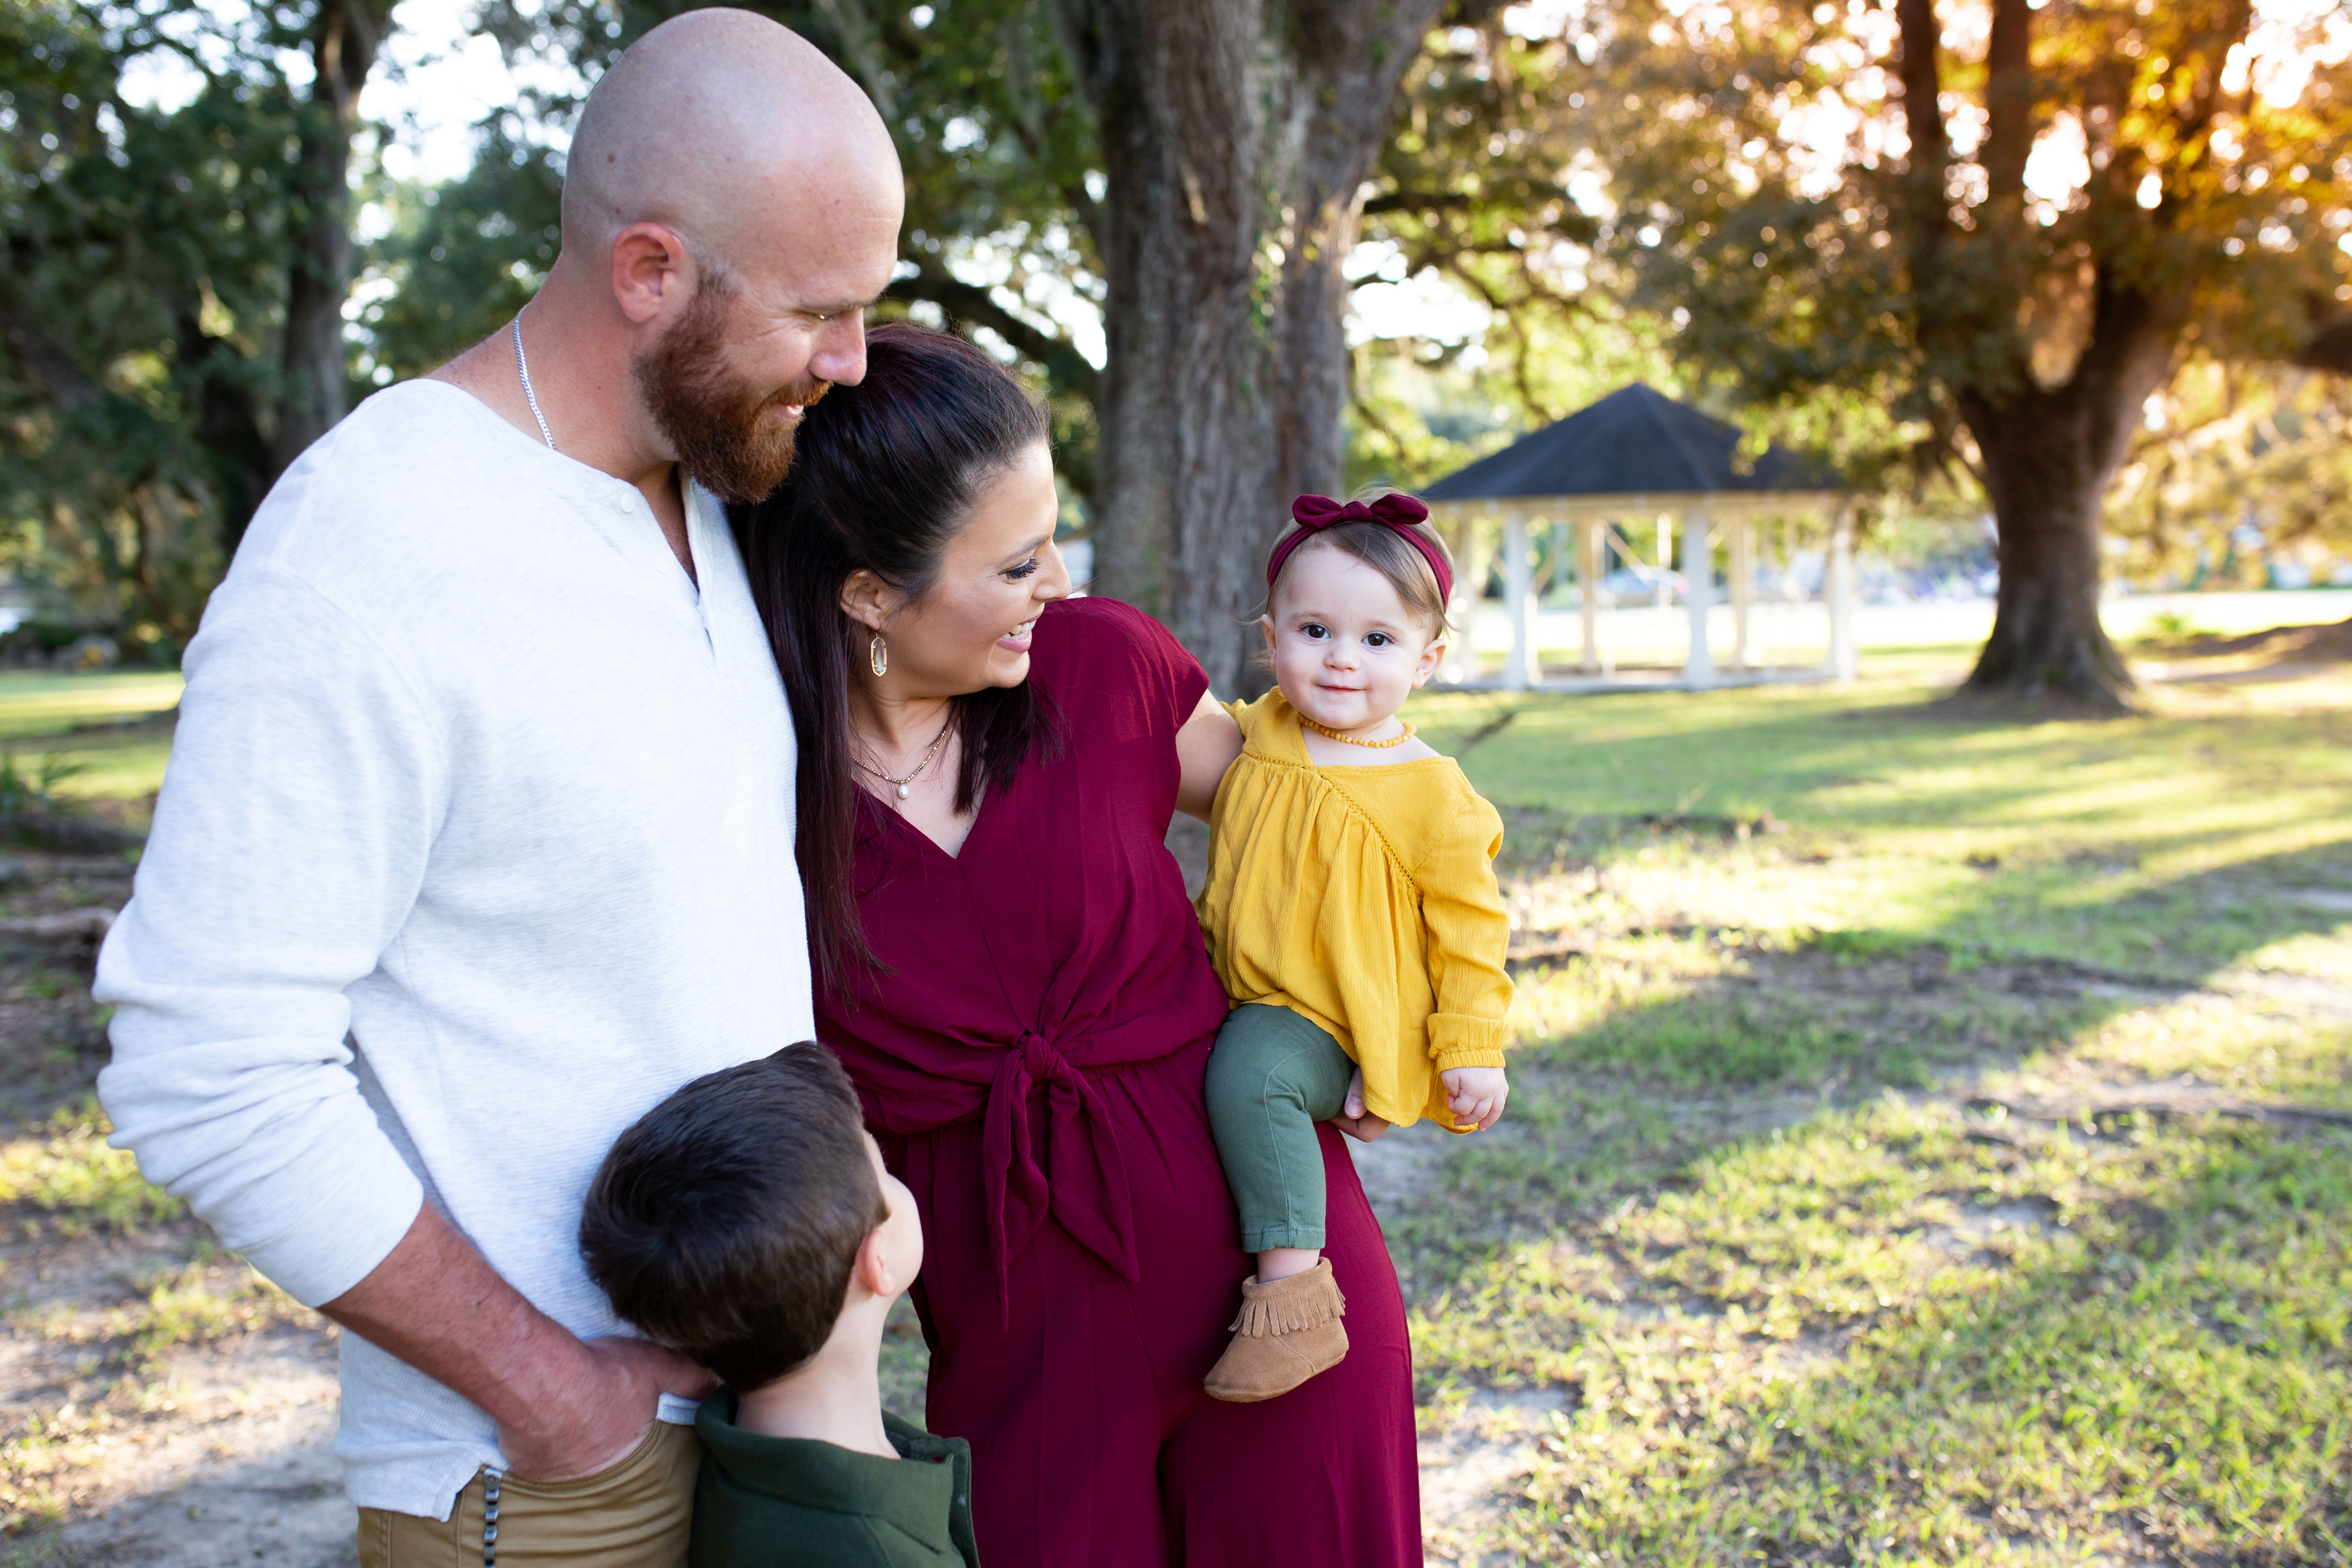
left=92, top=13, right=901, bottom=1564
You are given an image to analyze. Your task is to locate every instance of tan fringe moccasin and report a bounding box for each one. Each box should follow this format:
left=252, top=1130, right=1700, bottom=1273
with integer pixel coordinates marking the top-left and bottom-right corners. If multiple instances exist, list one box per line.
left=1202, top=1259, right=1348, bottom=1403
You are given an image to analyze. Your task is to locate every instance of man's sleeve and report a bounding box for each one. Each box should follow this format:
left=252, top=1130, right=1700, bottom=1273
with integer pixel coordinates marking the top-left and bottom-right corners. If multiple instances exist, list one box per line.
left=95, top=567, right=444, bottom=1307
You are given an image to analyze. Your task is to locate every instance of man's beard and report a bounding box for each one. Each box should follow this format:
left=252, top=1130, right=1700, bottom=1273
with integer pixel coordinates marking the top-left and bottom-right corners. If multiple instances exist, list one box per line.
left=634, top=277, right=830, bottom=505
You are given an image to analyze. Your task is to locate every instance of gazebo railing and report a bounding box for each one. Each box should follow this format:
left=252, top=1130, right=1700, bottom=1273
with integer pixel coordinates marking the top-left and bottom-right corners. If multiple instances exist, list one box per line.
left=1426, top=494, right=1859, bottom=692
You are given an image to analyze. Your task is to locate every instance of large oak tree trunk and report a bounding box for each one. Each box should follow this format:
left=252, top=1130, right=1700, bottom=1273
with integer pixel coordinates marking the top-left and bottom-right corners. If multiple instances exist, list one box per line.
left=1897, top=0, right=2195, bottom=711
left=1058, top=0, right=1442, bottom=693
left=1956, top=279, right=2183, bottom=708
left=269, top=0, right=395, bottom=536
left=1960, top=397, right=2134, bottom=703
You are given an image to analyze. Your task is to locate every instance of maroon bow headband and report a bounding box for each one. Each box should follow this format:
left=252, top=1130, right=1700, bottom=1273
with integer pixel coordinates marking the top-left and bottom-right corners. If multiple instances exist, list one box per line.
left=1266, top=493, right=1452, bottom=602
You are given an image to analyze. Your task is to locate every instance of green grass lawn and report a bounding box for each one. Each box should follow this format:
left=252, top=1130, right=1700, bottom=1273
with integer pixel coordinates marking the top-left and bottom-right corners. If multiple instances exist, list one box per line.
left=1, top=645, right=2344, bottom=1564
left=1396, top=656, right=2352, bottom=1564
left=0, top=670, right=181, bottom=812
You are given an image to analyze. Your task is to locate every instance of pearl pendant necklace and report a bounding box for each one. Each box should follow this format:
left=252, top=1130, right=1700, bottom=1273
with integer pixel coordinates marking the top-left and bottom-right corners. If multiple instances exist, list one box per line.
left=853, top=716, right=954, bottom=806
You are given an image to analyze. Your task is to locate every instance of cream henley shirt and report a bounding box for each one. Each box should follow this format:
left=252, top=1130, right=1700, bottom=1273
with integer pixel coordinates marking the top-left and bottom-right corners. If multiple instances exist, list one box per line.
left=94, top=379, right=814, bottom=1518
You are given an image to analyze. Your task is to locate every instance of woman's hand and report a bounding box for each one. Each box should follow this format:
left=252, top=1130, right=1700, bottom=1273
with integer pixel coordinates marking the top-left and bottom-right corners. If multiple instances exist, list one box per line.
left=1173, top=692, right=1243, bottom=822
left=1329, top=1067, right=1389, bottom=1143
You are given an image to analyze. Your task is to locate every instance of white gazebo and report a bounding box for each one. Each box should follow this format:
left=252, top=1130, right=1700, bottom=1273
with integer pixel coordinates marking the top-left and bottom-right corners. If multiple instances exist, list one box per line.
left=1421, top=384, right=1859, bottom=691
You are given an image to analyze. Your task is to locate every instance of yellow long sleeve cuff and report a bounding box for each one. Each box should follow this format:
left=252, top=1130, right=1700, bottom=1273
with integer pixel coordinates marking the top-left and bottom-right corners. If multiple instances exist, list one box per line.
left=1427, top=1012, right=1508, bottom=1070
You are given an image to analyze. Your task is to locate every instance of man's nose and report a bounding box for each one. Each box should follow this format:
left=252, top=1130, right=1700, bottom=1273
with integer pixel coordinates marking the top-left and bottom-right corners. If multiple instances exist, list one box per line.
left=808, top=316, right=869, bottom=387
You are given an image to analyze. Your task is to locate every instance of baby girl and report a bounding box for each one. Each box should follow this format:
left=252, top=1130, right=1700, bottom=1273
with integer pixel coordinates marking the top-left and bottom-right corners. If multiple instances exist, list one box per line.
left=1195, top=490, right=1514, bottom=1402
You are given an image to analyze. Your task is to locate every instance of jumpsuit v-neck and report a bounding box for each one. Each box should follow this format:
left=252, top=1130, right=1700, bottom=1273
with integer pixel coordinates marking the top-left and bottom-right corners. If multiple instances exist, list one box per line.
left=816, top=596, right=1423, bottom=1567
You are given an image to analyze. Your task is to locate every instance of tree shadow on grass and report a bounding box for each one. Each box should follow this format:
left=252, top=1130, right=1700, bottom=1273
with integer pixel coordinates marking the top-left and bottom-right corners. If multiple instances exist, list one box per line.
left=1397, top=819, right=2352, bottom=1258
left=1431, top=1109, right=2352, bottom=1566
left=1385, top=810, right=2352, bottom=1562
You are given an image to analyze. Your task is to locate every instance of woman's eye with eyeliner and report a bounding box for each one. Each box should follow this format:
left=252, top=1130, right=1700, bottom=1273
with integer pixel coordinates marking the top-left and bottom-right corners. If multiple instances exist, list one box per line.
left=1005, top=558, right=1040, bottom=580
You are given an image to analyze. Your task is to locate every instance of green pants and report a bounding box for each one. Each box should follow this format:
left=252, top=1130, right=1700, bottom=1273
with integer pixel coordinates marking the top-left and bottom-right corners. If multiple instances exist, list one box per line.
left=1203, top=1003, right=1356, bottom=1252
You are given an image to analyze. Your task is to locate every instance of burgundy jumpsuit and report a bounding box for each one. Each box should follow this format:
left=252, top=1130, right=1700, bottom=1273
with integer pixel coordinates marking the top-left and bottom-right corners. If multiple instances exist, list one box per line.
left=817, top=596, right=1422, bottom=1567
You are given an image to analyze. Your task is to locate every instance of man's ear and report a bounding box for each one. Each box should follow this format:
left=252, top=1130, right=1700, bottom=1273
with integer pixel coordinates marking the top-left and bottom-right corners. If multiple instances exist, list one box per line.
left=1411, top=636, right=1448, bottom=689
left=609, top=222, right=696, bottom=327
left=838, top=569, right=896, bottom=635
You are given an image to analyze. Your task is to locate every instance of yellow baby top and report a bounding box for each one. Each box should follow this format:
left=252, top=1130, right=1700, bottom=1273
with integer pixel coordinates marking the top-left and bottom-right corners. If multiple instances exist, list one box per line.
left=1197, top=690, right=1512, bottom=1133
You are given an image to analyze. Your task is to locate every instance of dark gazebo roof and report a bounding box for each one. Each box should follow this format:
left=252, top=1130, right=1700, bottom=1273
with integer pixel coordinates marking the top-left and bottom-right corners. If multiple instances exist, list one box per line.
left=1423, top=383, right=1841, bottom=504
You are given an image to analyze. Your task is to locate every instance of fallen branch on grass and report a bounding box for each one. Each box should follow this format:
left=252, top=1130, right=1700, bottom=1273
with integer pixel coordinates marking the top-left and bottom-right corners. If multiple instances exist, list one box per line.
left=0, top=810, right=143, bottom=855
left=0, top=908, right=116, bottom=941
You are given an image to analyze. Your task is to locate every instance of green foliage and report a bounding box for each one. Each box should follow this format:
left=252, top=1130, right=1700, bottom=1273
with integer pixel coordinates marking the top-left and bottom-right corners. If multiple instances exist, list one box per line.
left=0, top=0, right=332, bottom=650
left=1346, top=15, right=1919, bottom=501
left=352, top=117, right=567, bottom=388
left=1587, top=0, right=2352, bottom=482
left=0, top=1099, right=182, bottom=1236
left=0, top=752, right=84, bottom=816
left=122, top=1256, right=299, bottom=1367
left=2108, top=359, right=2352, bottom=588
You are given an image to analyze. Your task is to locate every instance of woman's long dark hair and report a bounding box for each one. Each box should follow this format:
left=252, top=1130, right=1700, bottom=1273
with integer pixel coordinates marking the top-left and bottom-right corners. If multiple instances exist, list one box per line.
left=730, top=323, right=1055, bottom=993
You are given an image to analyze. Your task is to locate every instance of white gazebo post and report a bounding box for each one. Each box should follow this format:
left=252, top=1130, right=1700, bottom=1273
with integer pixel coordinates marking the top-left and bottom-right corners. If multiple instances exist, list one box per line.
left=1433, top=503, right=1478, bottom=685
left=1578, top=517, right=1602, bottom=674
left=1825, top=504, right=1858, bottom=683
left=1730, top=515, right=1756, bottom=670
left=1682, top=506, right=1716, bottom=687
left=1502, top=508, right=1533, bottom=691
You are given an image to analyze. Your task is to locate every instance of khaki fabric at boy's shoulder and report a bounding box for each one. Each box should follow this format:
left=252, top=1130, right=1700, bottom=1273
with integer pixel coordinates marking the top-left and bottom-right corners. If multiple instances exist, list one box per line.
left=1198, top=691, right=1513, bottom=1131
left=690, top=1398, right=979, bottom=1568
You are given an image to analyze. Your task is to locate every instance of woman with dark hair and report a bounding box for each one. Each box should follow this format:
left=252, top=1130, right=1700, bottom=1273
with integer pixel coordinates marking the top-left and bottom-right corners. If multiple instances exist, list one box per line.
left=730, top=322, right=1421, bottom=1565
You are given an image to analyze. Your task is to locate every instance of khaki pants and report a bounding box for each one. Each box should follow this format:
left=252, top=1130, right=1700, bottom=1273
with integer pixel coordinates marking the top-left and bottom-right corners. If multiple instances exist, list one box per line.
left=357, top=1422, right=699, bottom=1568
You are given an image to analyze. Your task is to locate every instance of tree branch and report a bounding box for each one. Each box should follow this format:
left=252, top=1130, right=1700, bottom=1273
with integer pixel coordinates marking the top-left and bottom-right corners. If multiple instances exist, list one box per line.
left=2295, top=311, right=2352, bottom=376
left=1362, top=189, right=1480, bottom=216
left=1981, top=0, right=2032, bottom=202
left=1894, top=0, right=1952, bottom=229
left=884, top=266, right=1100, bottom=402
left=807, top=0, right=900, bottom=120
left=0, top=263, right=102, bottom=413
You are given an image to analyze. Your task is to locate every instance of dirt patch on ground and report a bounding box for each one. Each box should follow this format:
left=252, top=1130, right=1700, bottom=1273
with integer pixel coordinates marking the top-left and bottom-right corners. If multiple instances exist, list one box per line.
left=0, top=845, right=356, bottom=1566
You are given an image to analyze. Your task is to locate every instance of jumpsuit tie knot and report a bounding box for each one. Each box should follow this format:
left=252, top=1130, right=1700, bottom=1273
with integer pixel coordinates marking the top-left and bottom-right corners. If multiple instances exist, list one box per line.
left=980, top=1027, right=1142, bottom=1321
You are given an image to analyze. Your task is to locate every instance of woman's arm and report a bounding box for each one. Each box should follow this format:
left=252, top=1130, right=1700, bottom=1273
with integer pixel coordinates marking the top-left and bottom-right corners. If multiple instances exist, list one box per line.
left=1173, top=691, right=1244, bottom=822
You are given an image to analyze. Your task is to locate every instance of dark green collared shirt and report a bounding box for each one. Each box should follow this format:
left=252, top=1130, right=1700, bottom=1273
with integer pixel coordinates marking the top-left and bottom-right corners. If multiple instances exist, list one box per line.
left=691, top=1395, right=979, bottom=1568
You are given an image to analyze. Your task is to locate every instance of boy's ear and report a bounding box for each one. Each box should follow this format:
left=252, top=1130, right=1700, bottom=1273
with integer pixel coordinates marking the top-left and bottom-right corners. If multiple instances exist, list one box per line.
left=1412, top=636, right=1447, bottom=689
left=851, top=1225, right=895, bottom=1300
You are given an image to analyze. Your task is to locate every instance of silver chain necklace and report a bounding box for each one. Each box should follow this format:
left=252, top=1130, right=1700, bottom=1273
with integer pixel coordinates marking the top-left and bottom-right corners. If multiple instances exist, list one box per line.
left=511, top=316, right=556, bottom=451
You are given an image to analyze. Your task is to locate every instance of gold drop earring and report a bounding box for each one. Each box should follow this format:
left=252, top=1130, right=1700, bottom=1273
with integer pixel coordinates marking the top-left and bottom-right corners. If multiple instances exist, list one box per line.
left=870, top=633, right=889, bottom=677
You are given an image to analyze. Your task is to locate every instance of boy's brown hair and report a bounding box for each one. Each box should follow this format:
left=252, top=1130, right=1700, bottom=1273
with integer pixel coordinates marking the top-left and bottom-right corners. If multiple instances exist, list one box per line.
left=580, top=1044, right=887, bottom=1390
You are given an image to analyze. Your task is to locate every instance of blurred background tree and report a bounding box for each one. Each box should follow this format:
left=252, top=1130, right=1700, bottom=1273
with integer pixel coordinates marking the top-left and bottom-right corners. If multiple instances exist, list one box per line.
left=2107, top=358, right=2352, bottom=589
left=1586, top=0, right=2352, bottom=705
left=1, top=0, right=2347, bottom=685
left=0, top=0, right=395, bottom=655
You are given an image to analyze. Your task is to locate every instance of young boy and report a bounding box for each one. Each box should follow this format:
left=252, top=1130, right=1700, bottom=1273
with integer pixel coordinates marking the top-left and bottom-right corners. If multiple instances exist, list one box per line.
left=581, top=1044, right=977, bottom=1567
